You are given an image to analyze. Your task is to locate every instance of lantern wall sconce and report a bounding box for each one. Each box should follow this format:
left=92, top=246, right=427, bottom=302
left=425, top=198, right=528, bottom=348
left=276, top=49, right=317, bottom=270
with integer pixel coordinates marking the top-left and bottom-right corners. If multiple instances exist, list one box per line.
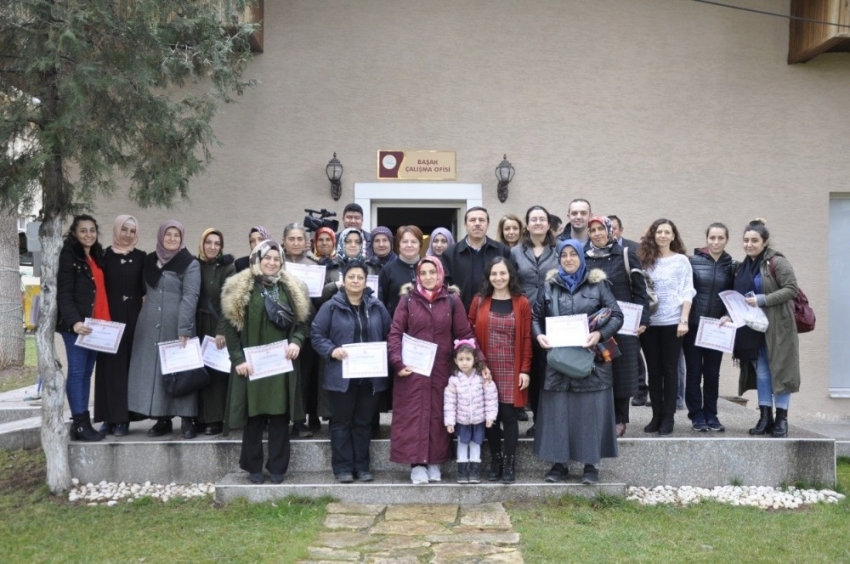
left=326, top=152, right=344, bottom=201
left=495, top=154, right=515, bottom=203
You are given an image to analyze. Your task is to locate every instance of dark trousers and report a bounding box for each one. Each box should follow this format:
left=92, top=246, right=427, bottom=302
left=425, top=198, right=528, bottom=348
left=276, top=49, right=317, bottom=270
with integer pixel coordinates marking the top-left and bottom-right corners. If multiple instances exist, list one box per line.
left=640, top=325, right=683, bottom=419
left=528, top=340, right=547, bottom=419
left=327, top=380, right=379, bottom=475
left=485, top=402, right=520, bottom=457
left=240, top=414, right=290, bottom=474
left=614, top=396, right=631, bottom=425
left=682, top=325, right=723, bottom=419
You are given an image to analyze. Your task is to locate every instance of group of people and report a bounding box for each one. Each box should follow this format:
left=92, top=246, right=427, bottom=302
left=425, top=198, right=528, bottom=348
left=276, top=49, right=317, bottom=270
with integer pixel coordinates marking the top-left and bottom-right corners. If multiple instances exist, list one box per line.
left=56, top=199, right=802, bottom=485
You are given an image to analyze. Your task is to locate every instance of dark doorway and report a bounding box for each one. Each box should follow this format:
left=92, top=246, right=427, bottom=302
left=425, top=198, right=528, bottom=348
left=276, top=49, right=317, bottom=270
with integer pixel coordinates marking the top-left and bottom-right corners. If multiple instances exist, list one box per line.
left=375, top=207, right=459, bottom=244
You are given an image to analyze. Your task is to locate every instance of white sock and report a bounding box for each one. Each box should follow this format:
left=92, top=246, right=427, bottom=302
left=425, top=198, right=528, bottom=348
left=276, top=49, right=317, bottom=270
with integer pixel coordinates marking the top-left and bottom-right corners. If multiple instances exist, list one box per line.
left=456, top=441, right=470, bottom=462
left=469, top=441, right=481, bottom=463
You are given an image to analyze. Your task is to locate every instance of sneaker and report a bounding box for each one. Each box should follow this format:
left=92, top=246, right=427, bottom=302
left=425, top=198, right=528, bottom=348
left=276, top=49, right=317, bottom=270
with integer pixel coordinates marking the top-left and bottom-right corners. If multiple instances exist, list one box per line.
left=581, top=464, right=599, bottom=485
left=411, top=465, right=429, bottom=485
left=292, top=421, right=312, bottom=439
left=544, top=462, right=567, bottom=483
left=659, top=418, right=674, bottom=436
left=706, top=416, right=725, bottom=432
left=356, top=471, right=374, bottom=483
left=270, top=473, right=284, bottom=484
left=335, top=472, right=354, bottom=484
left=426, top=464, right=442, bottom=483
left=692, top=412, right=709, bottom=432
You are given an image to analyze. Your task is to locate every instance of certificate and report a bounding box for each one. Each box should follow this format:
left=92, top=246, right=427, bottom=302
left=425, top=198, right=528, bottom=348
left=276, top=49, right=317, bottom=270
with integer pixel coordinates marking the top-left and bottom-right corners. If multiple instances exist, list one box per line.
left=616, top=302, right=643, bottom=336
left=342, top=342, right=388, bottom=378
left=285, top=263, right=327, bottom=298
left=366, top=275, right=380, bottom=295
left=201, top=335, right=232, bottom=373
left=244, top=340, right=294, bottom=381
left=695, top=317, right=736, bottom=354
left=401, top=333, right=438, bottom=377
left=158, top=337, right=204, bottom=374
left=545, top=314, right=589, bottom=347
left=719, top=290, right=752, bottom=328
left=75, top=318, right=126, bottom=354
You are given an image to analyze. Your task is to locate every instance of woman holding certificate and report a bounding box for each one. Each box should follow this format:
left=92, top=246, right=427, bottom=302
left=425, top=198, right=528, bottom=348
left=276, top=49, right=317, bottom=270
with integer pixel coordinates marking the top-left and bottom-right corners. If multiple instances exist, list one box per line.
left=637, top=219, right=695, bottom=436
left=584, top=216, right=651, bottom=437
left=729, top=219, right=800, bottom=438
left=388, top=256, right=477, bottom=484
left=468, top=257, right=532, bottom=483
left=94, top=215, right=146, bottom=437
left=311, top=260, right=393, bottom=483
left=532, top=239, right=623, bottom=485
left=195, top=228, right=236, bottom=436
left=220, top=240, right=310, bottom=484
left=321, top=228, right=377, bottom=302
left=127, top=221, right=201, bottom=439
left=57, top=214, right=110, bottom=442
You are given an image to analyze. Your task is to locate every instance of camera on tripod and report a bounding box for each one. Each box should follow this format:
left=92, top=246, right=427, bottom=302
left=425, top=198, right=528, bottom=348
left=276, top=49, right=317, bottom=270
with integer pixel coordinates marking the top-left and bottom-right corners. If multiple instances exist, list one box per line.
left=303, top=208, right=339, bottom=233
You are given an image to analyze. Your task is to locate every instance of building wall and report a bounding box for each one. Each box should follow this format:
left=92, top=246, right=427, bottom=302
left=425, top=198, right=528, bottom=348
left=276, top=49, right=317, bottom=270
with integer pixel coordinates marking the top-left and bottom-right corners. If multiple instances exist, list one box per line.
left=94, top=0, right=850, bottom=420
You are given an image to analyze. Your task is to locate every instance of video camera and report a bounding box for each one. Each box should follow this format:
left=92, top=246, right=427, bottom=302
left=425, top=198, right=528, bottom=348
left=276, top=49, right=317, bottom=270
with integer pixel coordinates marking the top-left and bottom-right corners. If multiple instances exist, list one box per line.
left=303, top=208, right=339, bottom=233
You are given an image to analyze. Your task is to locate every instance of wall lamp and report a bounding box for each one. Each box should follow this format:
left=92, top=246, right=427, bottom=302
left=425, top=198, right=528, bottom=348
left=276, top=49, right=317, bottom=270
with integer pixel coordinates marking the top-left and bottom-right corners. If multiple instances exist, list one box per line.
left=495, top=154, right=515, bottom=203
left=326, top=152, right=343, bottom=201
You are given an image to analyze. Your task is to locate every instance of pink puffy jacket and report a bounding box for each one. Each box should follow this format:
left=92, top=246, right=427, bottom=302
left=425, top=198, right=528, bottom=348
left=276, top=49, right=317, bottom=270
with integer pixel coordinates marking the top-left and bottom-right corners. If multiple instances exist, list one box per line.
left=443, top=370, right=498, bottom=427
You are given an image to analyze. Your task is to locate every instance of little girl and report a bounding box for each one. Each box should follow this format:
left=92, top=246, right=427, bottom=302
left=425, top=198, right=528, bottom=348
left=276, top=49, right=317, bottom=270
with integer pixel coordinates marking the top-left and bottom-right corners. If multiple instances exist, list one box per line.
left=444, top=339, right=498, bottom=484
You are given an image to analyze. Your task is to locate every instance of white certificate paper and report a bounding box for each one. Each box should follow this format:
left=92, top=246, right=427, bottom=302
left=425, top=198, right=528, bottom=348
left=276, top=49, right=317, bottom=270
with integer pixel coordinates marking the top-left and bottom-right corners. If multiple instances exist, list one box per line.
left=545, top=314, right=589, bottom=347
left=695, top=317, right=736, bottom=354
left=616, top=302, right=643, bottom=336
left=244, top=340, right=294, bottom=381
left=366, top=275, right=380, bottom=295
left=719, top=290, right=752, bottom=328
left=75, top=318, right=126, bottom=354
left=285, top=263, right=327, bottom=298
left=401, top=333, right=438, bottom=377
left=158, top=337, right=204, bottom=375
left=342, top=342, right=388, bottom=378
left=201, top=335, right=232, bottom=373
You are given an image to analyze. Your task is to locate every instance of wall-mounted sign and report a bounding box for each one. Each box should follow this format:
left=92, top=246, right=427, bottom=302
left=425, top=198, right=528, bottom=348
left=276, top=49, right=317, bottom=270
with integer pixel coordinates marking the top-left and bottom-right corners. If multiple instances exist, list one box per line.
left=378, top=150, right=456, bottom=180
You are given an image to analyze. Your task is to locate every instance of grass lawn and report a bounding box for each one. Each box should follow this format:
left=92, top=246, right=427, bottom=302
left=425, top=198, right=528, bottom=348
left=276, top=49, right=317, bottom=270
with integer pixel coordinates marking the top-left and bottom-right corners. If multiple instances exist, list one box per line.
left=0, top=334, right=38, bottom=394
left=0, top=449, right=327, bottom=563
left=509, top=458, right=850, bottom=563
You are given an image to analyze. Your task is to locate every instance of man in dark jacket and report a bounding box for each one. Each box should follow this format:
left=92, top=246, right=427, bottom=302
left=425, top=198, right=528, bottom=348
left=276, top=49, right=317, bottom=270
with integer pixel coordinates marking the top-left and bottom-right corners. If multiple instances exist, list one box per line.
left=557, top=199, right=592, bottom=245
left=440, top=206, right=510, bottom=311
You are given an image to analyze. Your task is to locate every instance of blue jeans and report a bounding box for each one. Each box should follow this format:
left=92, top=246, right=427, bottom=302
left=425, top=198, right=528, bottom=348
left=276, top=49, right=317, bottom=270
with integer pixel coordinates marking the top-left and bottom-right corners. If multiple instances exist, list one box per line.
left=752, top=344, right=790, bottom=410
left=61, top=332, right=98, bottom=415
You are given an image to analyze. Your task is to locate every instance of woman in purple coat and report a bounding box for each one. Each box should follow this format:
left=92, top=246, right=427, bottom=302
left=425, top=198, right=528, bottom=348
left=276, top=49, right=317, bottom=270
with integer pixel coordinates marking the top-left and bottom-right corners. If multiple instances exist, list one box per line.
left=387, top=256, right=476, bottom=484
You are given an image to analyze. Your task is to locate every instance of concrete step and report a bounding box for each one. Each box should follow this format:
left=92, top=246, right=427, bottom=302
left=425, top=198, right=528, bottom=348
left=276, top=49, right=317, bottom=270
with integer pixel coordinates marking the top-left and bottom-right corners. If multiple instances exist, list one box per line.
left=214, top=471, right=626, bottom=505
left=0, top=407, right=40, bottom=424
left=0, top=416, right=41, bottom=450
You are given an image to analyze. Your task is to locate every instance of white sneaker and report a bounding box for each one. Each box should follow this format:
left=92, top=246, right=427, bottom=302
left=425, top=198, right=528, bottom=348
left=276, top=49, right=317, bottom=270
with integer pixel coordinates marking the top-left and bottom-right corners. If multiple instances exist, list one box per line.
left=410, top=465, right=429, bottom=484
left=426, top=464, right=442, bottom=483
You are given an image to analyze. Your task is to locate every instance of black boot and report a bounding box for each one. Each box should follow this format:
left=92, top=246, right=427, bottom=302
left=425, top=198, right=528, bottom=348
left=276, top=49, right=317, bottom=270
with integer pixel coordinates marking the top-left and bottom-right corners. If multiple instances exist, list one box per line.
left=748, top=406, right=774, bottom=436
left=772, top=408, right=788, bottom=438
left=468, top=462, right=481, bottom=484
left=501, top=455, right=516, bottom=484
left=181, top=417, right=197, bottom=439
left=456, top=462, right=469, bottom=484
left=71, top=412, right=103, bottom=442
left=487, top=452, right=503, bottom=481
left=147, top=417, right=173, bottom=437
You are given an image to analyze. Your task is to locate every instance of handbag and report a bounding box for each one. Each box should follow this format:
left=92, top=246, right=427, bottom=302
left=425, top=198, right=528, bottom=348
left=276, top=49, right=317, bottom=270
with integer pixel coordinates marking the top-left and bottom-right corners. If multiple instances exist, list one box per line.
left=623, top=246, right=659, bottom=314
left=259, top=283, right=295, bottom=331
left=162, top=366, right=211, bottom=397
left=769, top=257, right=815, bottom=333
left=546, top=284, right=595, bottom=379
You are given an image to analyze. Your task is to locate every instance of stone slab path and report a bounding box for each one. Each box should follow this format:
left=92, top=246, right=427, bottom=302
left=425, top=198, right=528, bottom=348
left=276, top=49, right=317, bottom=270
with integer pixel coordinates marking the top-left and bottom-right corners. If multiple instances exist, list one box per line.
left=298, top=502, right=523, bottom=563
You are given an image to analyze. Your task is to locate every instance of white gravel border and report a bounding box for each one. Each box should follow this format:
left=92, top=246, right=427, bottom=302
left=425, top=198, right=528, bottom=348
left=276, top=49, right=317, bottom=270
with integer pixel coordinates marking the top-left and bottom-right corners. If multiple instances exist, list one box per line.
left=627, top=485, right=845, bottom=509
left=68, top=478, right=215, bottom=506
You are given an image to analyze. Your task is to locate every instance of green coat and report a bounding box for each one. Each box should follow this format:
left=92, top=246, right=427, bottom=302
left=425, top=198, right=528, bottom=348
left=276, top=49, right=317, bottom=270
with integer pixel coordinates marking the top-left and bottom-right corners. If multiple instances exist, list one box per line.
left=737, top=247, right=801, bottom=396
left=220, top=269, right=311, bottom=429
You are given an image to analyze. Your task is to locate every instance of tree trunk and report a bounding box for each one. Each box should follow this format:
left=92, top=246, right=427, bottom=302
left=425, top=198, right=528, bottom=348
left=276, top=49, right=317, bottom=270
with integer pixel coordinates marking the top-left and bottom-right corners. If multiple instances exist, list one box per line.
left=0, top=206, right=25, bottom=369
left=38, top=215, right=71, bottom=494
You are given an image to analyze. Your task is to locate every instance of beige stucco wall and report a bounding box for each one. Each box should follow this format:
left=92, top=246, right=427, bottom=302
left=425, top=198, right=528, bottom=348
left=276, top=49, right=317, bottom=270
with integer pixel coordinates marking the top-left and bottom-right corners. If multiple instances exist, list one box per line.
left=94, top=0, right=850, bottom=421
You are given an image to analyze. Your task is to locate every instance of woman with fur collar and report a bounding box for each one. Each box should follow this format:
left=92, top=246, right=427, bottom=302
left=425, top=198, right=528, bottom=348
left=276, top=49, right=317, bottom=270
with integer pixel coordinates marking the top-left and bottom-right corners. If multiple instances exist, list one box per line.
left=220, top=240, right=311, bottom=485
left=532, top=239, right=623, bottom=485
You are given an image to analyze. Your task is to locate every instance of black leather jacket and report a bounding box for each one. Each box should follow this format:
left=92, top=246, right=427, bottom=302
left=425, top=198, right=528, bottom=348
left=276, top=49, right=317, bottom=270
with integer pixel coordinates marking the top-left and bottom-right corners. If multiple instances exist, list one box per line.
left=688, top=248, right=735, bottom=323
left=56, top=243, right=102, bottom=333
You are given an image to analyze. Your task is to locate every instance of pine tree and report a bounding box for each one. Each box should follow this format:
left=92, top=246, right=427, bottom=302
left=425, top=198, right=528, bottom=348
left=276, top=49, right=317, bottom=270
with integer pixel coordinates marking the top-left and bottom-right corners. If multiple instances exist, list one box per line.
left=0, top=0, right=257, bottom=493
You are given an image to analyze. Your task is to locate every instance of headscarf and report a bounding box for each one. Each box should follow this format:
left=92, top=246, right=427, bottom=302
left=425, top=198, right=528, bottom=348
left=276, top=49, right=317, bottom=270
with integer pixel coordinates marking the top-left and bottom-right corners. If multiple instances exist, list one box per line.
left=415, top=256, right=446, bottom=303
left=585, top=216, right=615, bottom=258
left=556, top=239, right=587, bottom=294
left=155, top=220, right=186, bottom=265
left=337, top=227, right=367, bottom=267
left=369, top=226, right=396, bottom=260
left=198, top=228, right=224, bottom=263
left=312, top=227, right=337, bottom=259
left=426, top=227, right=455, bottom=257
left=250, top=225, right=272, bottom=242
left=111, top=215, right=138, bottom=255
left=250, top=239, right=283, bottom=286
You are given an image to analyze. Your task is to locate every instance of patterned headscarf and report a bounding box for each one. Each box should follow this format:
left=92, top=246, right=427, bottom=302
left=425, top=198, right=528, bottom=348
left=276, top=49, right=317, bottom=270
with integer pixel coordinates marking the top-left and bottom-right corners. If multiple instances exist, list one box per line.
left=198, top=228, right=224, bottom=263
left=370, top=226, right=395, bottom=258
left=337, top=228, right=367, bottom=266
left=155, top=220, right=186, bottom=265
left=312, top=227, right=337, bottom=259
left=111, top=215, right=138, bottom=255
left=585, top=216, right=615, bottom=258
left=250, top=239, right=283, bottom=286
left=556, top=239, right=587, bottom=294
left=426, top=227, right=455, bottom=257
left=249, top=226, right=271, bottom=242
left=415, top=256, right=446, bottom=303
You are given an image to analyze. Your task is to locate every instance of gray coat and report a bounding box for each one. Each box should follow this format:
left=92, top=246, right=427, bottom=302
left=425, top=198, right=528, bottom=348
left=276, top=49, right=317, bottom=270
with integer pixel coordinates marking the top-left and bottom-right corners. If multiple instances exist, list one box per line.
left=128, top=252, right=201, bottom=418
left=511, top=243, right=558, bottom=307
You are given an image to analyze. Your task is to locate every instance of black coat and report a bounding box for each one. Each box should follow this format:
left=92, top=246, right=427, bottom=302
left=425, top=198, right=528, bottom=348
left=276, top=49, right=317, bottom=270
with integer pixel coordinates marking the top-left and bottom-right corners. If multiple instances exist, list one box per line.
left=688, top=248, right=735, bottom=323
left=440, top=236, right=510, bottom=310
left=56, top=243, right=104, bottom=333
left=377, top=257, right=418, bottom=318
